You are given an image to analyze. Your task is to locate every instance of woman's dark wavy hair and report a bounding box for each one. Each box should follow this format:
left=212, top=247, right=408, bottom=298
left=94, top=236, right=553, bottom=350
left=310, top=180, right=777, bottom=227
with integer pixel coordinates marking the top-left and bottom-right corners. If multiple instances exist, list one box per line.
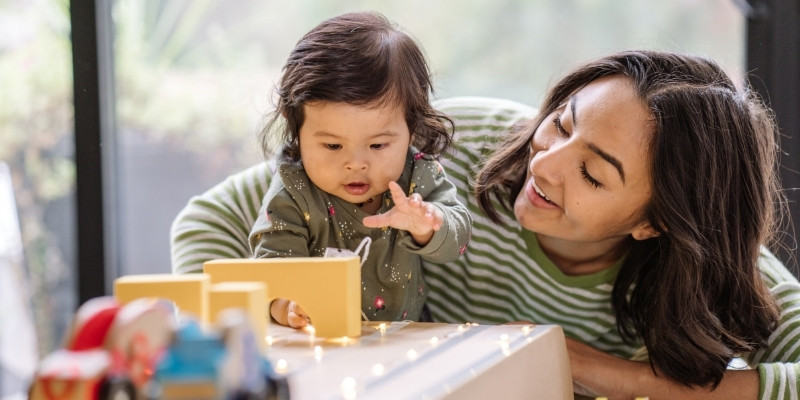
left=476, top=50, right=786, bottom=388
left=259, top=11, right=453, bottom=162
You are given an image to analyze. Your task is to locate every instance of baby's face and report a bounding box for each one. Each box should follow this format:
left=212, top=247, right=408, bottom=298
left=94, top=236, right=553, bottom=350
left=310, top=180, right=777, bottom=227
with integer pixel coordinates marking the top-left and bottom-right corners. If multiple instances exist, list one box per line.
left=298, top=101, right=411, bottom=205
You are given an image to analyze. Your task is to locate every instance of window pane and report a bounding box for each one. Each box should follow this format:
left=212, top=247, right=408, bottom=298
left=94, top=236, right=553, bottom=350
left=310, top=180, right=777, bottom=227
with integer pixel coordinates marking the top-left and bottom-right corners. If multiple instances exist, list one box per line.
left=0, top=0, right=76, bottom=370
left=111, top=0, right=744, bottom=275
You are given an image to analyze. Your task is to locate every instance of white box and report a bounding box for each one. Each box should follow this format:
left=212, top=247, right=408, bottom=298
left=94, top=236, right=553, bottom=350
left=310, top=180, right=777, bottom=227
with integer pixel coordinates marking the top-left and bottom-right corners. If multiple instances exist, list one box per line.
left=264, top=322, right=572, bottom=400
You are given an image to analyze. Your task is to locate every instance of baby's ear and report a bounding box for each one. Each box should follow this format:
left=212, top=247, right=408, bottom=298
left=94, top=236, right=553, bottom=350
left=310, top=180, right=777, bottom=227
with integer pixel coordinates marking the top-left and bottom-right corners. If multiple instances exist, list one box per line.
left=631, top=222, right=660, bottom=241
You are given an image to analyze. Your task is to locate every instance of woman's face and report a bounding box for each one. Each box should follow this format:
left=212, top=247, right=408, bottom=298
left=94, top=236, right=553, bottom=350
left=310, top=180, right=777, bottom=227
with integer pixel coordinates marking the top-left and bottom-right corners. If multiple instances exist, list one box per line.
left=514, top=76, right=658, bottom=243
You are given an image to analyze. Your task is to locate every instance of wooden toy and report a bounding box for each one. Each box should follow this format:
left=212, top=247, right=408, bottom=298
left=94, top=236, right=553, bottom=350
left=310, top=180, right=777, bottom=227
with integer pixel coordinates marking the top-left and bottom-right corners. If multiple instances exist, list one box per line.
left=204, top=257, right=361, bottom=338
left=209, top=281, right=268, bottom=351
left=114, top=273, right=210, bottom=324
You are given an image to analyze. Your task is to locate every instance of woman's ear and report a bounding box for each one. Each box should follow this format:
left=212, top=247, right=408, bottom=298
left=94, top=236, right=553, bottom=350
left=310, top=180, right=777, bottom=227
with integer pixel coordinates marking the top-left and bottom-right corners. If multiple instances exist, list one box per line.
left=631, top=222, right=660, bottom=241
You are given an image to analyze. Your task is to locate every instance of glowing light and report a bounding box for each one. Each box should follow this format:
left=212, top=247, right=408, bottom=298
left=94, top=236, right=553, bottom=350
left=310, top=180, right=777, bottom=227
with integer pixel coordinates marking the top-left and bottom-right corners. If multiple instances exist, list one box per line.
left=314, top=345, right=323, bottom=362
left=372, top=363, right=385, bottom=376
left=501, top=342, right=511, bottom=357
left=341, top=377, right=357, bottom=400
left=500, top=334, right=509, bottom=342
left=429, top=336, right=439, bottom=346
left=407, top=349, right=419, bottom=360
left=379, top=323, right=387, bottom=335
left=521, top=325, right=532, bottom=335
left=265, top=336, right=274, bottom=346
left=275, top=359, right=288, bottom=374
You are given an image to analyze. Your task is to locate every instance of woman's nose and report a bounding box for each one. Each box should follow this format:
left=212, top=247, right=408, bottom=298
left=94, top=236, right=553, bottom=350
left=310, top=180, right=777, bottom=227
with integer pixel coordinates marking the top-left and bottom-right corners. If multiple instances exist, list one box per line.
left=530, top=142, right=567, bottom=185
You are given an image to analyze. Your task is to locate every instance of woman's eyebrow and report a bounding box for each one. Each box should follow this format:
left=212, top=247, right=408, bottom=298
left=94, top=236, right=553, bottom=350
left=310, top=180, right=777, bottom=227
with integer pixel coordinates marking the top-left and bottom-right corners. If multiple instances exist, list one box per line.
left=572, top=94, right=626, bottom=183
left=588, top=143, right=625, bottom=183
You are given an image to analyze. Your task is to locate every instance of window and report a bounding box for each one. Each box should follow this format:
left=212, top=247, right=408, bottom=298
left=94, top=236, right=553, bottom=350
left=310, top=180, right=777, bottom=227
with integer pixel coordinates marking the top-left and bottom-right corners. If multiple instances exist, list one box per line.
left=111, top=0, right=745, bottom=277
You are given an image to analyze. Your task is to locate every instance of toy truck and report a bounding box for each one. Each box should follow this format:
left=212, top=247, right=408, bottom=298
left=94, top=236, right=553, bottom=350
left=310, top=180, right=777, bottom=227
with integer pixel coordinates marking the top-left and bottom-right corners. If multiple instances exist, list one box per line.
left=144, top=309, right=290, bottom=400
left=28, top=296, right=174, bottom=400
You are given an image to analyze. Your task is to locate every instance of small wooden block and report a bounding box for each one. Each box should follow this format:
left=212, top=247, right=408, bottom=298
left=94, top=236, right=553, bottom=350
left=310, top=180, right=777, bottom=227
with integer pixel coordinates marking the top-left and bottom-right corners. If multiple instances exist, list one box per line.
left=203, top=257, right=361, bottom=338
left=113, top=274, right=210, bottom=324
left=209, top=281, right=268, bottom=352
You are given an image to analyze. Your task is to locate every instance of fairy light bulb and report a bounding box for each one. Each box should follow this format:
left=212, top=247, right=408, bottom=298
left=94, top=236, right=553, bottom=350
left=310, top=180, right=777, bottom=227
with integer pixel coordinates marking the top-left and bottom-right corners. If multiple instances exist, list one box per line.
left=341, top=377, right=357, bottom=400
left=314, top=345, right=323, bottom=362
left=275, top=359, right=288, bottom=374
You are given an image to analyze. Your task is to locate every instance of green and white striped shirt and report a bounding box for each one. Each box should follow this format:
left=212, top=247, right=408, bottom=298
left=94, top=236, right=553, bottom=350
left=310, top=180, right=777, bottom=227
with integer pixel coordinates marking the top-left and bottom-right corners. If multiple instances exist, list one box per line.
left=170, top=96, right=800, bottom=400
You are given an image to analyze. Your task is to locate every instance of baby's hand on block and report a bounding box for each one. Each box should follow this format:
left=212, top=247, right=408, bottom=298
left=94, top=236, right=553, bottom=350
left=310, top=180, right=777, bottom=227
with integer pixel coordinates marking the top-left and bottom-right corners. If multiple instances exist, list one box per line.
left=270, top=298, right=310, bottom=328
left=362, top=181, right=443, bottom=246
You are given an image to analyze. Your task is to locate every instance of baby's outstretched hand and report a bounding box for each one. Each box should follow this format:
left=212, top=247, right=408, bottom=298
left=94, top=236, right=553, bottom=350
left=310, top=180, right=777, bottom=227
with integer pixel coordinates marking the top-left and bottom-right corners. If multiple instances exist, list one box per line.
left=270, top=298, right=310, bottom=329
left=362, top=181, right=443, bottom=245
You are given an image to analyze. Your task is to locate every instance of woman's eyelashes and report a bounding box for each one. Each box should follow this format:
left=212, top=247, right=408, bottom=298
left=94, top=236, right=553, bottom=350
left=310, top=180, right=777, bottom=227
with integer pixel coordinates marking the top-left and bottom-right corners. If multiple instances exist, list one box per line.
left=580, top=162, right=602, bottom=188
left=553, top=113, right=569, bottom=136
left=553, top=113, right=603, bottom=189
left=324, top=143, right=342, bottom=150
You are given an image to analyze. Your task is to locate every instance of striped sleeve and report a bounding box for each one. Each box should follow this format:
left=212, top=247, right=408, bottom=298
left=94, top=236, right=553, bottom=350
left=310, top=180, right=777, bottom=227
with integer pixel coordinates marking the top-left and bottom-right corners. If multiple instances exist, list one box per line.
left=170, top=163, right=271, bottom=273
left=424, top=97, right=540, bottom=323
left=745, top=249, right=800, bottom=400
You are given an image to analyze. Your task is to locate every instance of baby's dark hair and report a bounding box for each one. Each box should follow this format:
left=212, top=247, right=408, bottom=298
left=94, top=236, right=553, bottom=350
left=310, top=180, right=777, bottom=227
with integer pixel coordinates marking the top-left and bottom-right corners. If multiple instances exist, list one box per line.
left=259, top=11, right=453, bottom=162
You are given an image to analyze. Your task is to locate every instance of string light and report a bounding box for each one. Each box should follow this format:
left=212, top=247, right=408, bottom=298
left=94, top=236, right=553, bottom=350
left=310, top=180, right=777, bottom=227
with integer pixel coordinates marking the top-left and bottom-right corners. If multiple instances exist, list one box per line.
left=521, top=325, right=532, bottom=335
left=275, top=359, right=288, bottom=374
left=314, top=345, right=323, bottom=362
left=341, top=377, right=357, bottom=400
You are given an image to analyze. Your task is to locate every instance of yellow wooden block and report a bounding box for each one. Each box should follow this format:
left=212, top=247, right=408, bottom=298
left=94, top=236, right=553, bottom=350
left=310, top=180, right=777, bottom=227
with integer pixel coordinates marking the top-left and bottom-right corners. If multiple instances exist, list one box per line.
left=209, top=281, right=268, bottom=352
left=203, top=257, right=361, bottom=338
left=113, top=274, right=209, bottom=324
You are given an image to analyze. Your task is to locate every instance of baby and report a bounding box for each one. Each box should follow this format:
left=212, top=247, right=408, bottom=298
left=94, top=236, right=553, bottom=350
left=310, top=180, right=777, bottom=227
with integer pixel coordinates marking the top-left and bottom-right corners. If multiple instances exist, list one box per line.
left=248, top=12, right=471, bottom=328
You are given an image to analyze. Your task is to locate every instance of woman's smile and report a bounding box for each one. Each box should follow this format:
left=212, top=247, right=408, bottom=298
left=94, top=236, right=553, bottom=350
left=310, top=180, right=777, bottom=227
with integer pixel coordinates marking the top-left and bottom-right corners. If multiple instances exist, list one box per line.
left=526, top=178, right=559, bottom=209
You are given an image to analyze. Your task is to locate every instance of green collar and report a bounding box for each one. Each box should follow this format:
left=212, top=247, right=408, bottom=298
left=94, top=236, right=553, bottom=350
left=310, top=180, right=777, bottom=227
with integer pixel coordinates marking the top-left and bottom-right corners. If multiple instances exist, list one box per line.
left=522, top=229, right=623, bottom=288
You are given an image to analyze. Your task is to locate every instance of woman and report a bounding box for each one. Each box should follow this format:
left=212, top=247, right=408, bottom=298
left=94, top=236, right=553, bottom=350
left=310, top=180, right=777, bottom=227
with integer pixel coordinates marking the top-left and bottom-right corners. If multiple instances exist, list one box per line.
left=424, top=51, right=798, bottom=399
left=171, top=50, right=800, bottom=399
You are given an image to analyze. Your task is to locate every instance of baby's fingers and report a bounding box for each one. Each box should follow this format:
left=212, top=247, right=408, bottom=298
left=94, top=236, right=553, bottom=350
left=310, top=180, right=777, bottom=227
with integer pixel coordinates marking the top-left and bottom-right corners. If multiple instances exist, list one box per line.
left=387, top=181, right=408, bottom=205
left=425, top=203, right=444, bottom=231
left=287, top=302, right=309, bottom=328
left=363, top=212, right=392, bottom=228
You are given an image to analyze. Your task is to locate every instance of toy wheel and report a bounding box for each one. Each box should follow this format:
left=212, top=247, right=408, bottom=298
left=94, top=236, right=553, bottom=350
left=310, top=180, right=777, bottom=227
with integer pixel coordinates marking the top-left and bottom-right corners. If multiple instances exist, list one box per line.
left=98, top=376, right=136, bottom=400
left=266, top=374, right=291, bottom=400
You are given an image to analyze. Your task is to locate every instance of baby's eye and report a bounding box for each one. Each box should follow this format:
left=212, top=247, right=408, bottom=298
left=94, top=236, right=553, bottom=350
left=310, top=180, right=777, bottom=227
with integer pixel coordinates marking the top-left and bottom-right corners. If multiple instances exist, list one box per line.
left=370, top=143, right=389, bottom=150
left=324, top=143, right=342, bottom=150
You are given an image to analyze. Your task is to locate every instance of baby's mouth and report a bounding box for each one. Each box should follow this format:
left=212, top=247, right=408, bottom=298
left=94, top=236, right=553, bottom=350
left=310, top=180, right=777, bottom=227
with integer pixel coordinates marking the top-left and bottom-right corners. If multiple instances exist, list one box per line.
left=344, top=182, right=370, bottom=196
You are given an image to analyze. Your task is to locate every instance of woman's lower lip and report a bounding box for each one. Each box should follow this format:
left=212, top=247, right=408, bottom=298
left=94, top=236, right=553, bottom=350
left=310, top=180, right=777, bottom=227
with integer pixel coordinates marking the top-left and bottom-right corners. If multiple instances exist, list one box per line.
left=345, top=184, right=369, bottom=195
left=525, top=180, right=558, bottom=209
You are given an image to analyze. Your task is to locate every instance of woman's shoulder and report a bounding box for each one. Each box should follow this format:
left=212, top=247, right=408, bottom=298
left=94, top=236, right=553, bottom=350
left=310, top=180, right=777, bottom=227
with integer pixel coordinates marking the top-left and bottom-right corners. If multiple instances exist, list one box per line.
left=434, top=96, right=537, bottom=156
left=434, top=96, right=537, bottom=129
left=758, top=246, right=800, bottom=288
